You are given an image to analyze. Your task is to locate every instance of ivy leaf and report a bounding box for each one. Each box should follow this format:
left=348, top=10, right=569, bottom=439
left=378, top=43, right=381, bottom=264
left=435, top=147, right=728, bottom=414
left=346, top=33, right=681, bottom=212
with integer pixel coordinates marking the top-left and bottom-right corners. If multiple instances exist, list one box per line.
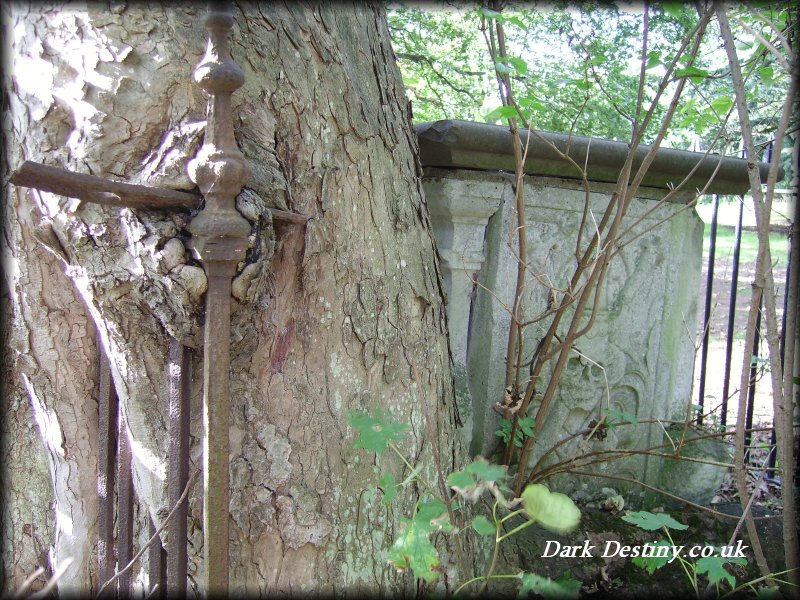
left=471, top=514, right=496, bottom=536
left=520, top=484, right=581, bottom=534
left=416, top=499, right=453, bottom=533
left=388, top=519, right=442, bottom=582
left=518, top=572, right=581, bottom=599
left=695, top=555, right=747, bottom=589
left=448, top=457, right=508, bottom=503
left=348, top=410, right=408, bottom=453
left=466, top=459, right=507, bottom=482
left=379, top=472, right=397, bottom=507
left=622, top=511, right=689, bottom=531
left=387, top=499, right=452, bottom=581
left=631, top=540, right=671, bottom=574
left=447, top=469, right=474, bottom=489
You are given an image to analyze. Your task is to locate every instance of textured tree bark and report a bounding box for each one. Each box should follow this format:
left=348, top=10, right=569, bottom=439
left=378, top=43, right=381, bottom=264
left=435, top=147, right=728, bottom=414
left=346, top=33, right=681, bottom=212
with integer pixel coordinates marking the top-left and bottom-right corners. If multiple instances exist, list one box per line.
left=4, top=2, right=462, bottom=595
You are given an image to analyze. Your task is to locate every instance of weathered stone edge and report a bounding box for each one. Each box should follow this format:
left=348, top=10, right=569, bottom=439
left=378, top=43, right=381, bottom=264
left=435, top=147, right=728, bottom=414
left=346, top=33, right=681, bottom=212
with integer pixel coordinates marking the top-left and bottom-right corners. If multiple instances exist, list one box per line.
left=414, top=119, right=776, bottom=196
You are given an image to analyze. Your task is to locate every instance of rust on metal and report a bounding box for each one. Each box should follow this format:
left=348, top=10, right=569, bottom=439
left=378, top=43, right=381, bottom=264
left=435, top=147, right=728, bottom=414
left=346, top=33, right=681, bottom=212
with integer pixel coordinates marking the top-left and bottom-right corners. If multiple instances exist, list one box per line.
left=9, top=160, right=199, bottom=210
left=186, top=1, right=253, bottom=593
left=148, top=519, right=167, bottom=597
left=6, top=3, right=306, bottom=596
left=97, top=351, right=118, bottom=588
left=10, top=159, right=306, bottom=225
left=166, top=339, right=191, bottom=595
left=117, top=418, right=135, bottom=595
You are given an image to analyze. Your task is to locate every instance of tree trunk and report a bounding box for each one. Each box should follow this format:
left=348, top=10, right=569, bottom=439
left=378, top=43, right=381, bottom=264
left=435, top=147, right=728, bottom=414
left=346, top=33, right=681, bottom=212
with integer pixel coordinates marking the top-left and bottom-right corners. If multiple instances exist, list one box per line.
left=4, top=2, right=462, bottom=595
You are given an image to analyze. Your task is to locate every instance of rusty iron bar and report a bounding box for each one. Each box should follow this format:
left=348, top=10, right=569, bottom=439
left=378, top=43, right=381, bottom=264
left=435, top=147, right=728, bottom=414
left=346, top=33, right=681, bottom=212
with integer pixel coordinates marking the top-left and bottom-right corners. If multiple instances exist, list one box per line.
left=166, top=340, right=191, bottom=595
left=9, top=160, right=198, bottom=209
left=187, top=1, right=253, bottom=594
left=147, top=519, right=167, bottom=597
left=97, top=351, right=118, bottom=589
left=117, top=417, right=135, bottom=595
left=10, top=159, right=307, bottom=225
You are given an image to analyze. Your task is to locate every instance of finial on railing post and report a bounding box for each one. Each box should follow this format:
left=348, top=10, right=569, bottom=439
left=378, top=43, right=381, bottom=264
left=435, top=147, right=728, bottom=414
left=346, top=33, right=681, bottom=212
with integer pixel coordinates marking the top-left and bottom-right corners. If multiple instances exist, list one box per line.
left=188, top=0, right=251, bottom=262
left=186, top=1, right=250, bottom=595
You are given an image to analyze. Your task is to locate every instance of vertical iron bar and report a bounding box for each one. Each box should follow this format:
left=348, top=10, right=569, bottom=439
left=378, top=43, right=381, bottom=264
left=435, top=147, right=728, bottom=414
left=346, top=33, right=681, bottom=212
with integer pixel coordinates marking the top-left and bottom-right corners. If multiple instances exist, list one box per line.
left=744, top=299, right=762, bottom=461
left=698, top=194, right=720, bottom=425
left=166, top=339, right=190, bottom=595
left=187, top=3, right=252, bottom=594
left=201, top=265, right=236, bottom=592
left=148, top=519, right=167, bottom=597
left=720, top=195, right=744, bottom=427
left=117, top=417, right=135, bottom=595
left=97, top=351, right=118, bottom=589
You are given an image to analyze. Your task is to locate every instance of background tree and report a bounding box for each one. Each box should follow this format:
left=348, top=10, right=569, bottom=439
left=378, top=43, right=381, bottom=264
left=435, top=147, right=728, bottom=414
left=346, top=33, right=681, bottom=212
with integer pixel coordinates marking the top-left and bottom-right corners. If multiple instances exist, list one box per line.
left=1, top=2, right=463, bottom=595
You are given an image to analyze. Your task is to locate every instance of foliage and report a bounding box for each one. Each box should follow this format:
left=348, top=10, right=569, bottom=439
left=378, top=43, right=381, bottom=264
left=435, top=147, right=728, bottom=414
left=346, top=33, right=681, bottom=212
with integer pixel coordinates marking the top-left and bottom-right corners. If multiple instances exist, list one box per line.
left=621, top=510, right=689, bottom=531
left=388, top=2, right=792, bottom=162
left=520, top=484, right=581, bottom=534
left=624, top=510, right=762, bottom=598
left=495, top=416, right=535, bottom=447
left=388, top=0, right=797, bottom=595
left=518, top=571, right=582, bottom=599
left=348, top=410, right=582, bottom=595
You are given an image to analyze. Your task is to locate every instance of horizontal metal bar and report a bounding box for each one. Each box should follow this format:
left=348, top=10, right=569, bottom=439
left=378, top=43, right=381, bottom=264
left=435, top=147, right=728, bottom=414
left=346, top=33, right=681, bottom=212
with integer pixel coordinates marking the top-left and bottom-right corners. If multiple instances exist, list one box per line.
left=10, top=160, right=308, bottom=226
left=10, top=160, right=199, bottom=209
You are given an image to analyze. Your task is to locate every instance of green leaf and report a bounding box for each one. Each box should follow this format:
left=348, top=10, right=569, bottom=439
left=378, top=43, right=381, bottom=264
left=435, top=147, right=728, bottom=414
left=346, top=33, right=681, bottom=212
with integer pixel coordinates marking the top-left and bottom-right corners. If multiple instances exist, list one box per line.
left=471, top=514, right=497, bottom=536
left=495, top=61, right=515, bottom=76
left=379, top=472, right=397, bottom=506
left=388, top=519, right=442, bottom=582
left=519, top=572, right=581, bottom=599
left=662, top=2, right=687, bottom=20
left=674, top=66, right=709, bottom=80
left=695, top=555, right=747, bottom=589
left=631, top=540, right=671, bottom=574
left=448, top=457, right=508, bottom=502
left=484, top=105, right=519, bottom=123
left=755, top=586, right=781, bottom=599
left=466, top=458, right=507, bottom=482
left=646, top=51, right=662, bottom=70
left=416, top=498, right=453, bottom=533
left=387, top=498, right=453, bottom=581
left=710, top=96, right=734, bottom=116
left=477, top=7, right=502, bottom=20
left=506, top=56, right=529, bottom=75
left=447, top=469, right=475, bottom=489
left=348, top=410, right=408, bottom=453
left=758, top=66, right=774, bottom=86
left=520, top=484, right=581, bottom=534
left=622, top=511, right=688, bottom=531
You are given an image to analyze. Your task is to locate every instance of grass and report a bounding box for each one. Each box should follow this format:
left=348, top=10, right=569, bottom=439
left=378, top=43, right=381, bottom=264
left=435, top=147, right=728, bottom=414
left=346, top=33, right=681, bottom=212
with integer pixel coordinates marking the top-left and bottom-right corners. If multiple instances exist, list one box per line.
left=703, top=223, right=789, bottom=267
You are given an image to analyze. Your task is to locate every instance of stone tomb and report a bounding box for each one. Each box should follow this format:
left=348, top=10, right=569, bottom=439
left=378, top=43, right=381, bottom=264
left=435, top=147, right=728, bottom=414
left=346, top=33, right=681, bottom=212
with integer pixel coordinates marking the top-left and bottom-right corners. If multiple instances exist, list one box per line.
left=417, top=120, right=765, bottom=504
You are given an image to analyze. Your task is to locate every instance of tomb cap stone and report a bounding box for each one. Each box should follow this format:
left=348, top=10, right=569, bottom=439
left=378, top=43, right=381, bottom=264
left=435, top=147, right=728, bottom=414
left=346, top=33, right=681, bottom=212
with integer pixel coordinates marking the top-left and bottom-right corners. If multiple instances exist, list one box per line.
left=415, top=119, right=777, bottom=197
